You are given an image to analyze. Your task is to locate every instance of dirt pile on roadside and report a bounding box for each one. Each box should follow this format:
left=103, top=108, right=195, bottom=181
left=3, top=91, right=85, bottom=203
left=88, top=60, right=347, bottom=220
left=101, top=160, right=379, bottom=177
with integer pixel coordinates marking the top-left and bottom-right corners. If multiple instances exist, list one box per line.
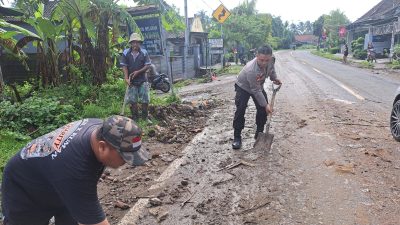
left=148, top=100, right=219, bottom=143
left=98, top=99, right=223, bottom=225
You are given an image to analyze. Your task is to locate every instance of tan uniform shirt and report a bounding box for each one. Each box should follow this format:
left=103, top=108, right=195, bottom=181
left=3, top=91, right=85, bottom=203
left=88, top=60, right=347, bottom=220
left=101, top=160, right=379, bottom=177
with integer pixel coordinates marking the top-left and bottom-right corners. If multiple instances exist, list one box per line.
left=235, top=56, right=277, bottom=107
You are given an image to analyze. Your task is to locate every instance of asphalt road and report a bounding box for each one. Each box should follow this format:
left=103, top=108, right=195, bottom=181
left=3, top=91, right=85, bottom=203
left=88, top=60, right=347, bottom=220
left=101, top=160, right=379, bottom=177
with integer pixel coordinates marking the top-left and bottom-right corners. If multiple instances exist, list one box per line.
left=114, top=50, right=400, bottom=225
left=280, top=50, right=400, bottom=110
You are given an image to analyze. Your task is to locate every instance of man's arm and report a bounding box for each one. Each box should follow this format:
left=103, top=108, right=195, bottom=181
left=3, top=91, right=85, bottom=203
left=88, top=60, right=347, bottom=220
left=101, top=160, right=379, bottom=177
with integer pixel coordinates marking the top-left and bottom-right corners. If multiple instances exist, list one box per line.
left=130, top=64, right=150, bottom=79
left=130, top=50, right=152, bottom=79
left=120, top=50, right=130, bottom=85
left=52, top=179, right=107, bottom=225
left=122, top=66, right=130, bottom=85
left=267, top=61, right=282, bottom=85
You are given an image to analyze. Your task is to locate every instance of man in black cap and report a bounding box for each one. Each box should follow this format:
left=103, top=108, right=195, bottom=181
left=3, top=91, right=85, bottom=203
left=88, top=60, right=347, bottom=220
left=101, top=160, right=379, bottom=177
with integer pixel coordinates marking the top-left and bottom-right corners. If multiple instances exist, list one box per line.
left=1, top=115, right=150, bottom=225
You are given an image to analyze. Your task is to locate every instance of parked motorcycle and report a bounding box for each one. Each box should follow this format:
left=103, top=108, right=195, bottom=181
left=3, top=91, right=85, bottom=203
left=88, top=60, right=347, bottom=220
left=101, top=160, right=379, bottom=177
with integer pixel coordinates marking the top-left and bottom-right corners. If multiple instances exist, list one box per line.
left=147, top=64, right=170, bottom=93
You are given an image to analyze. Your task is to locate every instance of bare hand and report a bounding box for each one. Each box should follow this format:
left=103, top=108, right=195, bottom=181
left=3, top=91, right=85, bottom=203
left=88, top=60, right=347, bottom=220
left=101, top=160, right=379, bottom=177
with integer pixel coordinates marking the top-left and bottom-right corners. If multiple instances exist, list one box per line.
left=265, top=104, right=273, bottom=114
left=131, top=71, right=139, bottom=78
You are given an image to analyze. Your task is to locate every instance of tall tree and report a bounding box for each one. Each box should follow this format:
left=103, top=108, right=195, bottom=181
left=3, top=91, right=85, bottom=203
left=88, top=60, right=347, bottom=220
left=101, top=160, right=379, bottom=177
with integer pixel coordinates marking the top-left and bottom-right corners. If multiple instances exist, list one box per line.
left=132, top=0, right=184, bottom=36
left=313, top=15, right=325, bottom=50
left=304, top=21, right=313, bottom=34
left=272, top=16, right=284, bottom=38
left=231, top=0, right=257, bottom=16
left=324, top=9, right=350, bottom=48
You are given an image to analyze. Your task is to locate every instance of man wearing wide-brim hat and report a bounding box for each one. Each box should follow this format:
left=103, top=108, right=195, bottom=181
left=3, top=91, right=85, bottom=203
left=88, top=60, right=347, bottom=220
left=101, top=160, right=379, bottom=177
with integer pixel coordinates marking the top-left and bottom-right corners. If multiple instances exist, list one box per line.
left=120, top=32, right=152, bottom=122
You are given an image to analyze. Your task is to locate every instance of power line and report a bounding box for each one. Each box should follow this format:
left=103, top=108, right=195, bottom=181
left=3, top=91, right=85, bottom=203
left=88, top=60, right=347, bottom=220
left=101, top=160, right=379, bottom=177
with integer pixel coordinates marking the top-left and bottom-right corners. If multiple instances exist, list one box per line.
left=201, top=0, right=212, bottom=10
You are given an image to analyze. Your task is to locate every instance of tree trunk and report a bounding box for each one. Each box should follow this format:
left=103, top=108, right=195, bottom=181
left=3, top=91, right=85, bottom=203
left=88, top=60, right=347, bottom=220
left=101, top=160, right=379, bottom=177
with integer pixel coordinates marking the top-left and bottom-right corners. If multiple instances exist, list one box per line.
left=37, top=43, right=49, bottom=87
left=78, top=16, right=98, bottom=85
left=0, top=65, right=5, bottom=96
left=93, top=11, right=110, bottom=85
left=48, top=39, right=60, bottom=86
left=9, top=84, right=22, bottom=103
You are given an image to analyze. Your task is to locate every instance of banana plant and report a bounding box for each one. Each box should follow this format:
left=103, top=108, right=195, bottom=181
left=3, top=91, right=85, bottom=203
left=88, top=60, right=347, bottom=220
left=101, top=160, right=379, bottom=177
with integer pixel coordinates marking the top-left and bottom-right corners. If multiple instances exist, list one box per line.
left=0, top=19, right=42, bottom=95
left=0, top=19, right=42, bottom=69
left=24, top=3, right=66, bottom=86
left=52, top=0, right=139, bottom=85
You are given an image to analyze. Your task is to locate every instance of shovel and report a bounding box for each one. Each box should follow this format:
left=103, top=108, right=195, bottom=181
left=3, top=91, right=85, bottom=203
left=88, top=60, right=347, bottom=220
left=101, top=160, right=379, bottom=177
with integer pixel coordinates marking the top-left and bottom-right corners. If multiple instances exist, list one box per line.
left=120, top=85, right=129, bottom=116
left=121, top=74, right=133, bottom=116
left=253, top=83, right=282, bottom=151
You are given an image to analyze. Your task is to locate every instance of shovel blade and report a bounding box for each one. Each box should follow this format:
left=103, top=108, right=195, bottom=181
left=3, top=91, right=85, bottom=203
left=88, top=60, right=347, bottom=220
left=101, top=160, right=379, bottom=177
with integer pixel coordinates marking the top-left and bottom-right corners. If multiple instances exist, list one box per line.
left=253, top=133, right=274, bottom=151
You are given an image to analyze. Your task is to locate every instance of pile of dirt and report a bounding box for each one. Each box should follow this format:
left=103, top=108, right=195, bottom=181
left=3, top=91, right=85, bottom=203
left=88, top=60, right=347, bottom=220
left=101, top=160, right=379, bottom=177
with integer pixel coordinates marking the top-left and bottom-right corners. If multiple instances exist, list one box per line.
left=148, top=100, right=218, bottom=143
left=98, top=99, right=222, bottom=225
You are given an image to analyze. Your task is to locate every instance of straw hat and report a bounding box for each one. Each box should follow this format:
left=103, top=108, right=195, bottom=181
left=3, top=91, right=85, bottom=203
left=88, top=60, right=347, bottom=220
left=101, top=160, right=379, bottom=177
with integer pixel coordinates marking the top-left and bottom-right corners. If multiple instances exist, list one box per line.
left=128, top=33, right=143, bottom=43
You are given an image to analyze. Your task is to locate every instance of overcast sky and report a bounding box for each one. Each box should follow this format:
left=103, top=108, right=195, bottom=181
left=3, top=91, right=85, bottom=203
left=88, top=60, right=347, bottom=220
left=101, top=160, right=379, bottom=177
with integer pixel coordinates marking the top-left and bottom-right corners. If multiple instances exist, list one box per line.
left=2, top=0, right=384, bottom=23
left=119, top=0, right=383, bottom=23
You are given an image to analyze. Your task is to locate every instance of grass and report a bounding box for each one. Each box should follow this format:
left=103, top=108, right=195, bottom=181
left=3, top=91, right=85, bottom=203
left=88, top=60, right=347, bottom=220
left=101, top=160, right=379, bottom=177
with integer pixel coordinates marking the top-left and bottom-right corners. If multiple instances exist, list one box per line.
left=0, top=130, right=31, bottom=179
left=311, top=50, right=343, bottom=61
left=216, top=64, right=244, bottom=75
left=174, top=79, right=196, bottom=88
left=359, top=61, right=374, bottom=69
left=389, top=60, right=400, bottom=69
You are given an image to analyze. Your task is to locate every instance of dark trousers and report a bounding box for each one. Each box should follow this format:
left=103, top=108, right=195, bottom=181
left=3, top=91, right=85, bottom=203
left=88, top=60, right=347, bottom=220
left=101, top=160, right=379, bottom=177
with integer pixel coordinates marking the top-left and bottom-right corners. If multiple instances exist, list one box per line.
left=233, top=84, right=268, bottom=137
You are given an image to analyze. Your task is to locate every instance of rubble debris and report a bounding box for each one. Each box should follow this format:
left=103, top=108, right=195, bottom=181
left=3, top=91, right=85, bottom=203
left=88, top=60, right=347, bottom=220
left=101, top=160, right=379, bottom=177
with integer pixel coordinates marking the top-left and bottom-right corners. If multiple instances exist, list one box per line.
left=157, top=211, right=169, bottom=222
left=114, top=200, right=130, bottom=210
left=335, top=164, right=355, bottom=174
left=216, top=160, right=256, bottom=171
left=149, top=198, right=163, bottom=207
left=324, top=160, right=335, bottom=167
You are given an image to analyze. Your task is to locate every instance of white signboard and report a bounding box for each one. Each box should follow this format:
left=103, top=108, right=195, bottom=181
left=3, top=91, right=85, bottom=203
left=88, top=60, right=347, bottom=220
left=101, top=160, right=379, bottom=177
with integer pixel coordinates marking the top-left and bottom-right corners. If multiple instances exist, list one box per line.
left=208, top=38, right=223, bottom=48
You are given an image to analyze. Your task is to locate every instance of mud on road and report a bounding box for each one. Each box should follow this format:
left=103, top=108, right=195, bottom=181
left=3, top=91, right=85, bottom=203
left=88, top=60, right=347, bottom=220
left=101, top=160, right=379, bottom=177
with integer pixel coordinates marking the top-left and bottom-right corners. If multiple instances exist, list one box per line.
left=99, top=69, right=400, bottom=224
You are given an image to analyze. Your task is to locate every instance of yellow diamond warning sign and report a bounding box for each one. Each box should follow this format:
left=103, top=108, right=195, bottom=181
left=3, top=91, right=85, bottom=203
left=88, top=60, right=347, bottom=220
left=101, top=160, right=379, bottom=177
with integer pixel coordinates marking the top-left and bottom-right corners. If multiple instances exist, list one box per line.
left=212, top=4, right=231, bottom=24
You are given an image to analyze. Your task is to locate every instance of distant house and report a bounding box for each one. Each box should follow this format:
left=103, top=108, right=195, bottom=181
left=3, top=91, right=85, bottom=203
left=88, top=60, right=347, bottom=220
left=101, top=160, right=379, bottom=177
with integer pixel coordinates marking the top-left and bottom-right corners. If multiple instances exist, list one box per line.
left=294, top=35, right=318, bottom=45
left=346, top=0, right=400, bottom=56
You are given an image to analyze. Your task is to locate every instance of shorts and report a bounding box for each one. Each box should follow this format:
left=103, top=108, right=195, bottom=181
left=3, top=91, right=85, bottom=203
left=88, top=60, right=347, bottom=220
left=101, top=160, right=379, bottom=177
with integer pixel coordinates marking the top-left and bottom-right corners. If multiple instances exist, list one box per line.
left=127, top=82, right=150, bottom=104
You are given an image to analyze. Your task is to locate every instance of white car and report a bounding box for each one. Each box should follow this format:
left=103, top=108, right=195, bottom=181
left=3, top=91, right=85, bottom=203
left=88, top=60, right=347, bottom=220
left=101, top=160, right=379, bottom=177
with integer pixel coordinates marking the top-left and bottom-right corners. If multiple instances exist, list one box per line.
left=390, top=86, right=400, bottom=141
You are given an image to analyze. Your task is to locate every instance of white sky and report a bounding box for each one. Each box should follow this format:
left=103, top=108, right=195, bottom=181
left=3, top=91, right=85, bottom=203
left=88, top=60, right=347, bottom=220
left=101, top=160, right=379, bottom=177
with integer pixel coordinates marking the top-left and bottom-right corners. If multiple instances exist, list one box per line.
left=3, top=0, right=383, bottom=23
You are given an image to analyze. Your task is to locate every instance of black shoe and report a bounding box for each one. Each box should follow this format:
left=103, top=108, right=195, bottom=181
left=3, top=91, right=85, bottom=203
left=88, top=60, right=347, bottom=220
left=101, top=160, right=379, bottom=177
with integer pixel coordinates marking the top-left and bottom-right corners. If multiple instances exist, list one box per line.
left=254, top=132, right=263, bottom=139
left=232, top=136, right=242, bottom=149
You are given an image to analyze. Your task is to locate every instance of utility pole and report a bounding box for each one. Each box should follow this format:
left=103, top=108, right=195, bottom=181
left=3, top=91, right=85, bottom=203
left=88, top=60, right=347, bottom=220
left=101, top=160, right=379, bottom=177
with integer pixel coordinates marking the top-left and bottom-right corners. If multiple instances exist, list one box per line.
left=220, top=24, right=224, bottom=68
left=183, top=0, right=189, bottom=79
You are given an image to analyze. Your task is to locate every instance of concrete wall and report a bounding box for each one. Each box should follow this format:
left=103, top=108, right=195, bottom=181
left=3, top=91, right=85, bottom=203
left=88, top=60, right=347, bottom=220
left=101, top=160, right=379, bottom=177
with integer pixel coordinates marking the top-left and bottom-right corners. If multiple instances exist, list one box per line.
left=150, top=55, right=195, bottom=81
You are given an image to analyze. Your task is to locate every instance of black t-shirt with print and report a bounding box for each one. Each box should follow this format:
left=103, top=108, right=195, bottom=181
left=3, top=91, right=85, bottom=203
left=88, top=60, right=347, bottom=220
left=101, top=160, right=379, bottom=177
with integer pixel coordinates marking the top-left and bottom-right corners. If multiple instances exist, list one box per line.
left=1, top=119, right=106, bottom=224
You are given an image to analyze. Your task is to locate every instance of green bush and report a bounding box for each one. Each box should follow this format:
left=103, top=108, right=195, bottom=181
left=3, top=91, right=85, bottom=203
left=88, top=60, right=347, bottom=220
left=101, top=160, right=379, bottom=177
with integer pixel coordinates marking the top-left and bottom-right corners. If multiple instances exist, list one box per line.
left=0, top=130, right=31, bottom=178
left=351, top=37, right=367, bottom=59
left=390, top=60, right=400, bottom=69
left=0, top=97, right=78, bottom=138
left=329, top=47, right=339, bottom=54
left=353, top=50, right=367, bottom=60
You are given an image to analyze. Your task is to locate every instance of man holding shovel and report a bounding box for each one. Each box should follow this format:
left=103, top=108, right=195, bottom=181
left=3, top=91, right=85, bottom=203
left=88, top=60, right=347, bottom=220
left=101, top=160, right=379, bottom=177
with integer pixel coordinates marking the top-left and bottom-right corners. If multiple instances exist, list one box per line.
left=120, top=33, right=152, bottom=122
left=232, top=45, right=282, bottom=149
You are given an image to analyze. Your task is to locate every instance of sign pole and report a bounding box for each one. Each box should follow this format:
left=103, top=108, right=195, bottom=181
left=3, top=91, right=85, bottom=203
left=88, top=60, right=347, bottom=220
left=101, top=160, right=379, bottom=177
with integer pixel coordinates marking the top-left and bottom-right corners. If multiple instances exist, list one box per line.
left=183, top=0, right=189, bottom=79
left=162, top=27, right=174, bottom=94
left=212, top=4, right=230, bottom=68
left=220, top=24, right=224, bottom=68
